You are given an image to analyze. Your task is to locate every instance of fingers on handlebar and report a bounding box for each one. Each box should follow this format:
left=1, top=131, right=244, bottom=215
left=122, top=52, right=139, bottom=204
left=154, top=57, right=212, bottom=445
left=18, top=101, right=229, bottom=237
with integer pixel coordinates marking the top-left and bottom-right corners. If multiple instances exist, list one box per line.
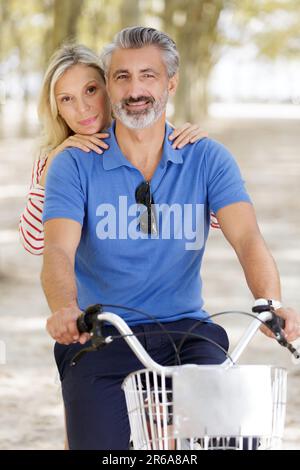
left=79, top=333, right=90, bottom=345
left=283, top=320, right=299, bottom=342
left=260, top=324, right=275, bottom=339
left=68, top=315, right=80, bottom=340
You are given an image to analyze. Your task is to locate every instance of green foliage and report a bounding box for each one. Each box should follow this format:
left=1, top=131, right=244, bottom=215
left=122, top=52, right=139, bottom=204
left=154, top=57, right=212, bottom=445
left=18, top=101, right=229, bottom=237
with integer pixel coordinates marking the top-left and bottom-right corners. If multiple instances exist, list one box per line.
left=0, top=0, right=52, bottom=69
left=230, top=0, right=300, bottom=59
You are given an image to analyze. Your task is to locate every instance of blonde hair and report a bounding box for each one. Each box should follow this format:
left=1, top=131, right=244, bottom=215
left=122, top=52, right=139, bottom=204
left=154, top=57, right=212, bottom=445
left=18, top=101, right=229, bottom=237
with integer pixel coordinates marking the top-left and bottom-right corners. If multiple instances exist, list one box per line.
left=38, top=43, right=105, bottom=155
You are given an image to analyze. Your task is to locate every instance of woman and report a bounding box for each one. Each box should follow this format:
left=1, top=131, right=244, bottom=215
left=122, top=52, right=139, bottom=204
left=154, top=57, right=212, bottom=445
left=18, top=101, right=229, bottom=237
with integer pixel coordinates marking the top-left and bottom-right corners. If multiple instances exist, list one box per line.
left=19, top=43, right=218, bottom=255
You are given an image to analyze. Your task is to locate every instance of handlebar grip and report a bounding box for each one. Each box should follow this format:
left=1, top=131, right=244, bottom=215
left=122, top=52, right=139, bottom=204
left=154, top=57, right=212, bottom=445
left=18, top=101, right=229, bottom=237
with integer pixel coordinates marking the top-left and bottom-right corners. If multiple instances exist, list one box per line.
left=76, top=303, right=103, bottom=333
left=277, top=315, right=285, bottom=330
left=77, top=313, right=90, bottom=333
left=252, top=304, right=286, bottom=331
left=264, top=313, right=285, bottom=333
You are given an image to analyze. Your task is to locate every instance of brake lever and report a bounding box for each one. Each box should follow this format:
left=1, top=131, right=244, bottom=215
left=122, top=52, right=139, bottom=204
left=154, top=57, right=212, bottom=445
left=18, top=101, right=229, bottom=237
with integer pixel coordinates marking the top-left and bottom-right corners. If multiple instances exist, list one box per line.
left=252, top=304, right=300, bottom=359
left=265, top=313, right=286, bottom=344
left=70, top=347, right=94, bottom=367
left=70, top=306, right=113, bottom=366
left=257, top=308, right=300, bottom=359
left=70, top=335, right=113, bottom=367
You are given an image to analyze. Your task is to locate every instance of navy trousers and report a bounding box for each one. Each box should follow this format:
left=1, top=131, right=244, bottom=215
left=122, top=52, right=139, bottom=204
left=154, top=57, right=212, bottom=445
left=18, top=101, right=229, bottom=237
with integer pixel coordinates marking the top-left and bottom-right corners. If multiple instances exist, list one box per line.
left=54, top=318, right=229, bottom=450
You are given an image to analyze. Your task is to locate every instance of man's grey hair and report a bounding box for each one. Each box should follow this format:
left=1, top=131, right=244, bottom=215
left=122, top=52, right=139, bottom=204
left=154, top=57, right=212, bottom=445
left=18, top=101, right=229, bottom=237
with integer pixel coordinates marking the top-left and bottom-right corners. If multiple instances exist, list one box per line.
left=101, top=26, right=179, bottom=78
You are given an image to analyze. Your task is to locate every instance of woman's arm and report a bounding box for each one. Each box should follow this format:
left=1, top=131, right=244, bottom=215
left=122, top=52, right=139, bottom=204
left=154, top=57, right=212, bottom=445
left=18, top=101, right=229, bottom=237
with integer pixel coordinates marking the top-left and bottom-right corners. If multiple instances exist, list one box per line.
left=19, top=155, right=47, bottom=255
left=19, top=133, right=110, bottom=255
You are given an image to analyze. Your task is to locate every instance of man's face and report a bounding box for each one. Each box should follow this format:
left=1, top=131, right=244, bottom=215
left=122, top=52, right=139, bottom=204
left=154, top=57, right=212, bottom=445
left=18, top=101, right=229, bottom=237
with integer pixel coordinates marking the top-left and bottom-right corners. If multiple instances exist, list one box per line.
left=106, top=45, right=178, bottom=129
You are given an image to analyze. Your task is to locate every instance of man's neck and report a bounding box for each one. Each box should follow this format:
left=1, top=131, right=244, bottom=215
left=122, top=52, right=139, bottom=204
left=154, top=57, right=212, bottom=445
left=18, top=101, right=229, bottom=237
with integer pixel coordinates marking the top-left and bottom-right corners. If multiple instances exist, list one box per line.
left=115, top=116, right=166, bottom=181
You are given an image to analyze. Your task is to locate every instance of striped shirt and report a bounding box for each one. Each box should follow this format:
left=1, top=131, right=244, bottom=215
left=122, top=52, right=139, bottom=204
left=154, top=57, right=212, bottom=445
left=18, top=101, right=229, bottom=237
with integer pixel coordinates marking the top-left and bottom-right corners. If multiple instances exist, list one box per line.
left=19, top=152, right=220, bottom=256
left=19, top=154, right=48, bottom=255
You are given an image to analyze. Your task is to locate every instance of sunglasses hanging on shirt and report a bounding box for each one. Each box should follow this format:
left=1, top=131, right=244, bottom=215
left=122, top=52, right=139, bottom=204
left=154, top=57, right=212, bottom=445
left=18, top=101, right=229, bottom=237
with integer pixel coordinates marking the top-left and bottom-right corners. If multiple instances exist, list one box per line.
left=135, top=181, right=158, bottom=236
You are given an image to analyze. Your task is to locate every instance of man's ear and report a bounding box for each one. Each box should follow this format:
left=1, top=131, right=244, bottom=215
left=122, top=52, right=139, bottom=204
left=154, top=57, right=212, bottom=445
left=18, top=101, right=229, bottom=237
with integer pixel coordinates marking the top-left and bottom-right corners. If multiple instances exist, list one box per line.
left=168, top=73, right=179, bottom=96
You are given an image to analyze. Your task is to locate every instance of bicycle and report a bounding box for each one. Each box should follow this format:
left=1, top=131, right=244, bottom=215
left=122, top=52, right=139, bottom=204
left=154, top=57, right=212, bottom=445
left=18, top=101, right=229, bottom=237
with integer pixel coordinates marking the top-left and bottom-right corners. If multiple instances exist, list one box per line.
left=71, top=301, right=299, bottom=450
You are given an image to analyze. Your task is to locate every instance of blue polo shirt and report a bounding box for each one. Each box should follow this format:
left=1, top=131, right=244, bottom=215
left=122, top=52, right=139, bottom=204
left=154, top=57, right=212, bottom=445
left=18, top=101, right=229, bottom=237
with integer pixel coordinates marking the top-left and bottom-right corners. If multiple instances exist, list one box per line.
left=43, top=121, right=251, bottom=325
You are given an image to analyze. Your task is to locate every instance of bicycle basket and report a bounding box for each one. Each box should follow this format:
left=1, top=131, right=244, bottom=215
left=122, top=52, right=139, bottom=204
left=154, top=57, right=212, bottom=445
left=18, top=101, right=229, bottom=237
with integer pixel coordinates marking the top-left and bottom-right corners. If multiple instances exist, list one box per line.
left=122, top=365, right=287, bottom=450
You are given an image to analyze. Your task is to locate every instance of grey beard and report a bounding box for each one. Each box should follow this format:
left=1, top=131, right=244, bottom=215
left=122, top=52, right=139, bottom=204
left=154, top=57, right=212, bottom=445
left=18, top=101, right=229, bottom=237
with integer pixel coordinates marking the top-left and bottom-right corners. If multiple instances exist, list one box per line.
left=112, top=91, right=168, bottom=129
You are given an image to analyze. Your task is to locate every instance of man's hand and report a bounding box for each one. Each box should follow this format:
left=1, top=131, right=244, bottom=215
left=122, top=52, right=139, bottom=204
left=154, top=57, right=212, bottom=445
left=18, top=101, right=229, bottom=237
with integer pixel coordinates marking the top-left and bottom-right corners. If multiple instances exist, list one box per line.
left=260, top=307, right=300, bottom=342
left=46, top=301, right=90, bottom=345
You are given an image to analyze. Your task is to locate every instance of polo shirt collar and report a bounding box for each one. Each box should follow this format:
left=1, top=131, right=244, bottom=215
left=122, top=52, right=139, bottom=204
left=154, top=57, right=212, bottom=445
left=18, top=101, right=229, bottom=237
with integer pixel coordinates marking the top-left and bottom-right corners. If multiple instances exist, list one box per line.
left=102, top=121, right=183, bottom=171
left=162, top=123, right=184, bottom=166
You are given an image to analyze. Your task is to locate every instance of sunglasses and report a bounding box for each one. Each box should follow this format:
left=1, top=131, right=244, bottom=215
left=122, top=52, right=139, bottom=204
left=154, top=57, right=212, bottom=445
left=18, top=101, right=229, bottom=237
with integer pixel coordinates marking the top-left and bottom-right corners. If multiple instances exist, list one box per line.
left=135, top=181, right=158, bottom=235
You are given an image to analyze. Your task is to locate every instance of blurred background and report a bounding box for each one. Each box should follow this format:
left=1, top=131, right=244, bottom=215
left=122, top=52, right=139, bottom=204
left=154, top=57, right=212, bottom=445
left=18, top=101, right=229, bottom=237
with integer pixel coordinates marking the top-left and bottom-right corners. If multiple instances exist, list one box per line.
left=0, top=0, right=299, bottom=449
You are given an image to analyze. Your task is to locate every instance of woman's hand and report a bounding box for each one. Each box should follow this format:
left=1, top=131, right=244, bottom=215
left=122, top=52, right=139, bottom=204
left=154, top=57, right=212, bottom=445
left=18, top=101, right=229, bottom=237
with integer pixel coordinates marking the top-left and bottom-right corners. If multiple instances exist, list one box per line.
left=56, top=132, right=110, bottom=155
left=169, top=123, right=208, bottom=149
left=39, top=132, right=110, bottom=187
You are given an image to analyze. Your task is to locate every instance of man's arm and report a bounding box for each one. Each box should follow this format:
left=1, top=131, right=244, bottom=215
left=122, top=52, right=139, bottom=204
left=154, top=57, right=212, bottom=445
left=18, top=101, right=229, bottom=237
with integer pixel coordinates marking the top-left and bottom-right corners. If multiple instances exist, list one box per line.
left=217, top=202, right=300, bottom=341
left=41, top=218, right=89, bottom=345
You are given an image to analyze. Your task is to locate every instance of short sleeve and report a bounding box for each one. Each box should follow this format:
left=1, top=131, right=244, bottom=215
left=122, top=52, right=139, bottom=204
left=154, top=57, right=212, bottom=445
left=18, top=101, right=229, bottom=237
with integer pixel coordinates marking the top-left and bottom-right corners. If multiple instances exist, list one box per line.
left=42, top=150, right=85, bottom=225
left=206, top=140, right=252, bottom=214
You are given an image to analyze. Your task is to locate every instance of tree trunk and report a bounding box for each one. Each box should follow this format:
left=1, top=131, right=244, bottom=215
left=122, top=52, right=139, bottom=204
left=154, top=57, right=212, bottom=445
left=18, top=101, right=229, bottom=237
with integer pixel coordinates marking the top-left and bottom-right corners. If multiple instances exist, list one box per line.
left=51, top=0, right=84, bottom=56
left=161, top=0, right=224, bottom=122
left=0, top=0, right=10, bottom=136
left=120, top=0, right=141, bottom=29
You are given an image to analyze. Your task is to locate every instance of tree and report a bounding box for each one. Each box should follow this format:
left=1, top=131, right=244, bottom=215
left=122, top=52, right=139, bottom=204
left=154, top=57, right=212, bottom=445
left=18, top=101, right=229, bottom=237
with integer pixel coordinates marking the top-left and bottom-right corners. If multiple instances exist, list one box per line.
left=159, top=0, right=225, bottom=121
left=0, top=0, right=10, bottom=136
left=120, top=0, right=141, bottom=29
left=51, top=0, right=84, bottom=57
left=230, top=0, right=300, bottom=60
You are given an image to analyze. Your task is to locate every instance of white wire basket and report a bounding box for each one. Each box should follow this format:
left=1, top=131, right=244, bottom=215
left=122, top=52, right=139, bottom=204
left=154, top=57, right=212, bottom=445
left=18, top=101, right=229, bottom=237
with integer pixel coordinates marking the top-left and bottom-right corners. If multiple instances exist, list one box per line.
left=122, top=364, right=287, bottom=450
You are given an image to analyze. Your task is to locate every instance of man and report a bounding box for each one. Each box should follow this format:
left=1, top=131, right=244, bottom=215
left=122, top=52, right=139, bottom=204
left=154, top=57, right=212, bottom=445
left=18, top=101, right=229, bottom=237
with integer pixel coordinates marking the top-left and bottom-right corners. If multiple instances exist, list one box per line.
left=41, top=27, right=300, bottom=450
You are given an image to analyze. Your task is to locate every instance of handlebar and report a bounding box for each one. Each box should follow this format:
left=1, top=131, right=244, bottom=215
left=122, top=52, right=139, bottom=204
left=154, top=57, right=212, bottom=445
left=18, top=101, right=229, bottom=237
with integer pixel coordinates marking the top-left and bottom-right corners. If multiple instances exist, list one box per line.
left=70, top=303, right=300, bottom=370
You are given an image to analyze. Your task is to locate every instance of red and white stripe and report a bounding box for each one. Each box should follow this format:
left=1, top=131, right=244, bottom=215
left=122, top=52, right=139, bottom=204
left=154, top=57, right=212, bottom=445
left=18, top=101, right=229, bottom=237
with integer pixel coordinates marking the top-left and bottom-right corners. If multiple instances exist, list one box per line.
left=210, top=211, right=220, bottom=229
left=19, top=155, right=47, bottom=255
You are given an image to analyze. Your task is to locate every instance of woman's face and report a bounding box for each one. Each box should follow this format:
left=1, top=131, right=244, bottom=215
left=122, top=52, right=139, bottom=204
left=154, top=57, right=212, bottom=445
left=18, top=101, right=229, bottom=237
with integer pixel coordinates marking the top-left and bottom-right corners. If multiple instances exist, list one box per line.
left=55, top=63, right=111, bottom=135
